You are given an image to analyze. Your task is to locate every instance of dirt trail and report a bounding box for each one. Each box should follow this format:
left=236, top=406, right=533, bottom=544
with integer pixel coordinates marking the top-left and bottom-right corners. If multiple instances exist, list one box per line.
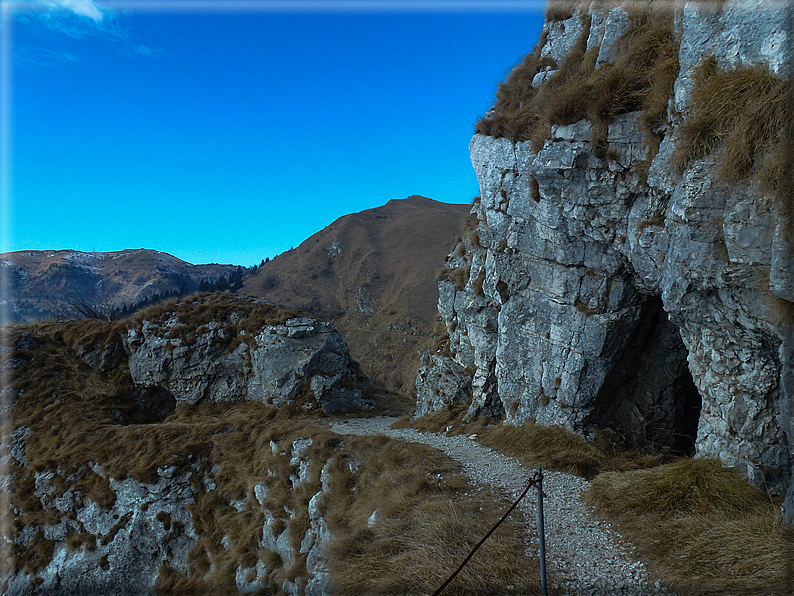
left=329, top=416, right=672, bottom=596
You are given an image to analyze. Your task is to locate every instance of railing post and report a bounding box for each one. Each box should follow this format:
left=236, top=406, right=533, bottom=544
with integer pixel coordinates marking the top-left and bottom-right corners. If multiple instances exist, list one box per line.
left=535, top=467, right=548, bottom=596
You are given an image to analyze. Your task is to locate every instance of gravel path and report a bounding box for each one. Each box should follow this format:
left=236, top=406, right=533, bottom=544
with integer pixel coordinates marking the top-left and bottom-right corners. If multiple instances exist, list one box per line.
left=329, top=416, right=672, bottom=596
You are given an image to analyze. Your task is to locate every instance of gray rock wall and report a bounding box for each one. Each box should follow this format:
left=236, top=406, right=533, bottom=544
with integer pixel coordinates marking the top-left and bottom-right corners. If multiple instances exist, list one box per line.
left=123, top=306, right=372, bottom=414
left=417, top=0, right=793, bottom=521
left=5, top=465, right=198, bottom=596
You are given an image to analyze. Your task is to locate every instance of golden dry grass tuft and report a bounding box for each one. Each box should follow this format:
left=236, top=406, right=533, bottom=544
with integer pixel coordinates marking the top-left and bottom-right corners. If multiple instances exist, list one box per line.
left=125, top=292, right=305, bottom=351
left=585, top=459, right=793, bottom=594
left=429, top=319, right=453, bottom=356
left=476, top=2, right=679, bottom=165
left=472, top=269, right=487, bottom=296
left=397, top=406, right=663, bottom=478
left=544, top=0, right=580, bottom=22
left=672, top=57, right=793, bottom=212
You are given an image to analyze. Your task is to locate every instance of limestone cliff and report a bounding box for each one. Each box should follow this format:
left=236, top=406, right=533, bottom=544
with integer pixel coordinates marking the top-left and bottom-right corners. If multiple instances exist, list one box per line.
left=418, top=0, right=794, bottom=523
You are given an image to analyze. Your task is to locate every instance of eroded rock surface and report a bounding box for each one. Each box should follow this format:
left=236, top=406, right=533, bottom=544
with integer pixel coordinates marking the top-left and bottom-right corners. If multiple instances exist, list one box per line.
left=121, top=296, right=372, bottom=413
left=2, top=293, right=372, bottom=594
left=418, top=0, right=794, bottom=522
left=5, top=465, right=197, bottom=596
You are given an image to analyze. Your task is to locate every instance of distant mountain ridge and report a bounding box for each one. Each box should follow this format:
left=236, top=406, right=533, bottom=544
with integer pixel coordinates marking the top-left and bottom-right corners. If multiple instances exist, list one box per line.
left=4, top=196, right=472, bottom=394
left=0, top=248, right=239, bottom=323
left=242, top=195, right=471, bottom=394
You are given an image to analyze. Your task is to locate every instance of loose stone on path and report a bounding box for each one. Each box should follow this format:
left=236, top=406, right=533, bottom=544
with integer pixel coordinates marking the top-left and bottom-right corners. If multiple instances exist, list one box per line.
left=329, top=416, right=672, bottom=596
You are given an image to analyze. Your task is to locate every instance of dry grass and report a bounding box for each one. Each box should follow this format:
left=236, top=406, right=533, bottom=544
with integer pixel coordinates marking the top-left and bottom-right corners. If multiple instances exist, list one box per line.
left=476, top=2, right=679, bottom=165
left=324, top=434, right=542, bottom=594
left=393, top=403, right=471, bottom=432
left=127, top=292, right=305, bottom=351
left=8, top=318, right=540, bottom=594
left=442, top=264, right=471, bottom=291
left=35, top=292, right=304, bottom=358
left=672, top=57, right=793, bottom=212
left=429, top=320, right=452, bottom=356
left=396, top=406, right=663, bottom=479
left=6, top=314, right=327, bottom=583
left=400, top=410, right=793, bottom=593
left=585, top=459, right=794, bottom=594
left=544, top=0, right=579, bottom=22
left=472, top=269, right=487, bottom=296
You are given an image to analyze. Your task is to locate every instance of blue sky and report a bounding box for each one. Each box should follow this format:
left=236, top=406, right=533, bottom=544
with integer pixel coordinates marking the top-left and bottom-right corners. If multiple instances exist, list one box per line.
left=3, top=0, right=545, bottom=266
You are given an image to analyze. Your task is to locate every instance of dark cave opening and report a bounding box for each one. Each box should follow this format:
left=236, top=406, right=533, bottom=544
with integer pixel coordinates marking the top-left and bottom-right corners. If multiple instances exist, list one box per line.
left=585, top=295, right=702, bottom=455
left=113, top=385, right=177, bottom=424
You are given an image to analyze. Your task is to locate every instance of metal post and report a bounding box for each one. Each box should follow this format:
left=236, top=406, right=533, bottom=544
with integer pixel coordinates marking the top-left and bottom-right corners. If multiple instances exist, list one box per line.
left=536, top=467, right=548, bottom=596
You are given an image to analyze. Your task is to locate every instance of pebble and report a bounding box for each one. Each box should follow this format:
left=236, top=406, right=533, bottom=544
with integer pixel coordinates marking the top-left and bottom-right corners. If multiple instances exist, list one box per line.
left=329, top=416, right=673, bottom=596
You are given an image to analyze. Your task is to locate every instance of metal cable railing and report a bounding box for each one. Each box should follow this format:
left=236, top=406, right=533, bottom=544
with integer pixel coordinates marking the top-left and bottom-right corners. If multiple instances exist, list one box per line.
left=433, top=467, right=549, bottom=596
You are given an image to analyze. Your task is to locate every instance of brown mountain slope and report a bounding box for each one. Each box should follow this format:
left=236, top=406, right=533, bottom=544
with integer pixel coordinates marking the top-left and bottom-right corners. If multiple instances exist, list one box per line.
left=241, top=195, right=471, bottom=395
left=0, top=249, right=238, bottom=323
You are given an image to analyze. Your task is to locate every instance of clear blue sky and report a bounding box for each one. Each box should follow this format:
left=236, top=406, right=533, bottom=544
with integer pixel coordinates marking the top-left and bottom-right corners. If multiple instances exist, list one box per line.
left=3, top=0, right=545, bottom=266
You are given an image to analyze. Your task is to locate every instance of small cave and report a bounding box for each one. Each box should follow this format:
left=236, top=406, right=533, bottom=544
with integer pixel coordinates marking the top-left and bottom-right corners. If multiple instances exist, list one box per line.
left=585, top=296, right=702, bottom=455
left=112, top=386, right=177, bottom=424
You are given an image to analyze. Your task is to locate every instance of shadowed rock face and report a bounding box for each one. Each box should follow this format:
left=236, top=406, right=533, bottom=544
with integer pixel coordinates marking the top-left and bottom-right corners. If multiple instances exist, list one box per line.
left=417, top=0, right=794, bottom=522
left=583, top=296, right=702, bottom=455
left=118, top=296, right=372, bottom=414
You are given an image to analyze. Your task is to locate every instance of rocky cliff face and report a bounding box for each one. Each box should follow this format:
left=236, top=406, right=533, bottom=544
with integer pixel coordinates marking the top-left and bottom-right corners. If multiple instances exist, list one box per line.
left=418, top=0, right=794, bottom=523
left=121, top=303, right=371, bottom=415
left=1, top=293, right=372, bottom=594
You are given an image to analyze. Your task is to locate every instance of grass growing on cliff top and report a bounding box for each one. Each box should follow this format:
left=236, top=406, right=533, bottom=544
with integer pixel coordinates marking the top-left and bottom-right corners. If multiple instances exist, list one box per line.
left=475, top=1, right=679, bottom=164
left=585, top=459, right=793, bottom=595
left=50, top=291, right=308, bottom=356
left=672, top=56, right=794, bottom=213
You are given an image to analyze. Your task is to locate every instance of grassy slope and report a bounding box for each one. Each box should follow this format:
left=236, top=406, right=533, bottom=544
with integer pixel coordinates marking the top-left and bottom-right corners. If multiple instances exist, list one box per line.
left=242, top=196, right=471, bottom=396
left=3, top=316, right=542, bottom=594
left=400, top=407, right=793, bottom=595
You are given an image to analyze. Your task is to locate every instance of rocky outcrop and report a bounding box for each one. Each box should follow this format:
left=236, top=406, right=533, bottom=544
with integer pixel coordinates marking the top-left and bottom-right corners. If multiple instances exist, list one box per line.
left=418, top=0, right=794, bottom=522
left=4, top=465, right=198, bottom=596
left=414, top=353, right=473, bottom=418
left=2, top=294, right=372, bottom=594
left=122, top=299, right=372, bottom=414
